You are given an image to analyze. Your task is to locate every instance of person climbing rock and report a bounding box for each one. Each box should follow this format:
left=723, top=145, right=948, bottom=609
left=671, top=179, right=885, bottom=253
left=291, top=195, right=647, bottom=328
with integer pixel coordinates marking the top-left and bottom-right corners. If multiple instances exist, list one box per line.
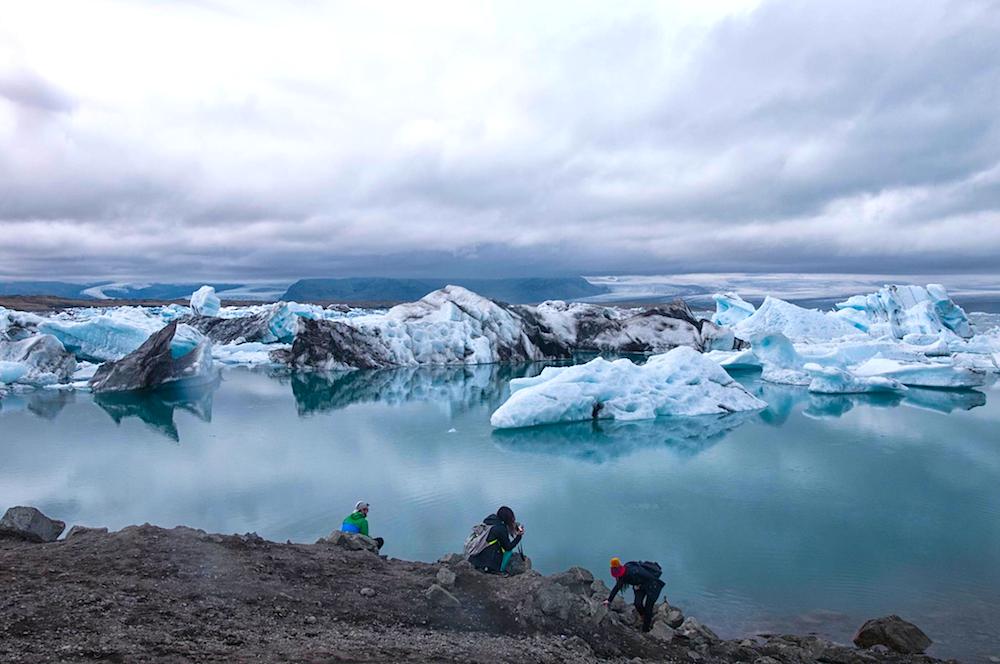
left=466, top=505, right=524, bottom=574
left=603, top=557, right=665, bottom=632
left=340, top=500, right=384, bottom=549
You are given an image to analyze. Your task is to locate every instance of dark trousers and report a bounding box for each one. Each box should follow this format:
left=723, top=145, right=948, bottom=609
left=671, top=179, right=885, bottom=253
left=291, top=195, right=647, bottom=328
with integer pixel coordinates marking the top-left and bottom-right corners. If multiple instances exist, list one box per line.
left=634, top=579, right=665, bottom=630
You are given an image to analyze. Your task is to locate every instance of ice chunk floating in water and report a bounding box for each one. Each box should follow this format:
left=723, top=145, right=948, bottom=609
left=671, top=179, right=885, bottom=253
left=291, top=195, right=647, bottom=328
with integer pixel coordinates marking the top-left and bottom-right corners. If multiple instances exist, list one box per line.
left=190, top=285, right=221, bottom=317
left=712, top=292, right=756, bottom=328
left=490, top=346, right=766, bottom=429
left=834, top=284, right=973, bottom=339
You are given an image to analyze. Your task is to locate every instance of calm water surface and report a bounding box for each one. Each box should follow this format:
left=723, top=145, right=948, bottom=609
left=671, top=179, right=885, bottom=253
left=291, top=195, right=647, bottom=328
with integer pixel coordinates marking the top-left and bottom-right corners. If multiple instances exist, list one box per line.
left=1, top=365, right=998, bottom=661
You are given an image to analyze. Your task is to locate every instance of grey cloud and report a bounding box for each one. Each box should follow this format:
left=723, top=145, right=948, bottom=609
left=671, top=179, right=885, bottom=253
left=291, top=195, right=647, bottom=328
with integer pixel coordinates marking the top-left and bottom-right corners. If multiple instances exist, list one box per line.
left=1, top=0, right=999, bottom=281
left=0, top=69, right=75, bottom=113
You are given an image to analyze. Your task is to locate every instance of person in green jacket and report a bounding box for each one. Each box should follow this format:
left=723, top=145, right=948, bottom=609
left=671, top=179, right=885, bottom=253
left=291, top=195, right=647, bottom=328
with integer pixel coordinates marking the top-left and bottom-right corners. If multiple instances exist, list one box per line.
left=341, top=500, right=384, bottom=549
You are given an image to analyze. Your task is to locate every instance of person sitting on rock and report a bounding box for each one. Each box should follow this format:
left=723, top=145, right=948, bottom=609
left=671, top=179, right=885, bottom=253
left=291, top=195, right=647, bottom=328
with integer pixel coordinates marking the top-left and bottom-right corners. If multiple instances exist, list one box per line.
left=467, top=505, right=523, bottom=574
left=603, top=557, right=665, bottom=632
left=340, top=500, right=384, bottom=550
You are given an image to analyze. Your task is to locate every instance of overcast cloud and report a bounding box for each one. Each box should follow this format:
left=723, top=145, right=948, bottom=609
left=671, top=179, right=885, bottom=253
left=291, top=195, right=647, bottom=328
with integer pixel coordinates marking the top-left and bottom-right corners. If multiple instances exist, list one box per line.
left=1, top=0, right=999, bottom=281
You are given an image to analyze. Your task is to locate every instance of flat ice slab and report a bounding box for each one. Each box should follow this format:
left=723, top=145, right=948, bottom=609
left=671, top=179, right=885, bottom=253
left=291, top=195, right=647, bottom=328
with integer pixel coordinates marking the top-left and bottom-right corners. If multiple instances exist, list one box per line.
left=490, top=346, right=766, bottom=429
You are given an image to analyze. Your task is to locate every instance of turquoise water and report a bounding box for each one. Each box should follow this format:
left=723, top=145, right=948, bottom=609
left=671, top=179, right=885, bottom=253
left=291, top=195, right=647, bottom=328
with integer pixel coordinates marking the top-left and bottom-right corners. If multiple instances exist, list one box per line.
left=1, top=365, right=998, bottom=661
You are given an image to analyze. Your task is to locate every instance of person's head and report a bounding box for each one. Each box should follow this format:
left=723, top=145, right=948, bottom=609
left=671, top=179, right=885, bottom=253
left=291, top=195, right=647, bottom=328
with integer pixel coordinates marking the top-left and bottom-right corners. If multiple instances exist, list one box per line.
left=610, top=557, right=625, bottom=579
left=496, top=505, right=516, bottom=529
left=355, top=500, right=370, bottom=516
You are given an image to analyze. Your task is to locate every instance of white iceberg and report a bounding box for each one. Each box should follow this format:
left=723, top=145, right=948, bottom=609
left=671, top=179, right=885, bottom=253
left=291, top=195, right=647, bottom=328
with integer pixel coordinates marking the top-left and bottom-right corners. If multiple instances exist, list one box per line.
left=835, top=284, right=973, bottom=339
left=734, top=296, right=862, bottom=342
left=712, top=292, right=756, bottom=327
left=0, top=335, right=77, bottom=386
left=190, top=285, right=221, bottom=317
left=704, top=348, right=763, bottom=370
left=804, top=362, right=907, bottom=394
left=851, top=356, right=989, bottom=389
left=490, top=346, right=766, bottom=429
left=38, top=309, right=203, bottom=361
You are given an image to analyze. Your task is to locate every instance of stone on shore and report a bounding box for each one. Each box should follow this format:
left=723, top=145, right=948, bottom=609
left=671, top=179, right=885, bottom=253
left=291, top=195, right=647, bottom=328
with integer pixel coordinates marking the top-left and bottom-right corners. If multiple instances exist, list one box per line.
left=316, top=530, right=381, bottom=553
left=853, top=615, right=932, bottom=654
left=0, top=506, right=66, bottom=542
left=425, top=583, right=461, bottom=608
left=435, top=567, right=456, bottom=588
left=65, top=525, right=109, bottom=540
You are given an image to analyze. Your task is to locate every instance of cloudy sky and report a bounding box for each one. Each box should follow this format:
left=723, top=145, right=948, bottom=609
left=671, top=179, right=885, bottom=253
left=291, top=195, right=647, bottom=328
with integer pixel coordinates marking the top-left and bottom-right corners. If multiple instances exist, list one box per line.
left=1, top=0, right=999, bottom=281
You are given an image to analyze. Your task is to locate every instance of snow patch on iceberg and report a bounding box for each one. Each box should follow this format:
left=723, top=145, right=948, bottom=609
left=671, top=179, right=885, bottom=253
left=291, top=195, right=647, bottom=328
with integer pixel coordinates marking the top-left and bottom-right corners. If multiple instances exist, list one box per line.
left=490, top=346, right=766, bottom=429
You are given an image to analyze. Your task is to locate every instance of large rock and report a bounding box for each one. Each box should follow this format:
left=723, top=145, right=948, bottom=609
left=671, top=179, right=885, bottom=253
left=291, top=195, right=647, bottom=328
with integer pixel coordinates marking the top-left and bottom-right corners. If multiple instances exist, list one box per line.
left=316, top=530, right=380, bottom=553
left=548, top=566, right=594, bottom=596
left=89, top=321, right=216, bottom=394
left=65, top=525, right=109, bottom=540
left=425, top=583, right=460, bottom=608
left=676, top=616, right=719, bottom=642
left=0, top=506, right=65, bottom=542
left=852, top=615, right=932, bottom=654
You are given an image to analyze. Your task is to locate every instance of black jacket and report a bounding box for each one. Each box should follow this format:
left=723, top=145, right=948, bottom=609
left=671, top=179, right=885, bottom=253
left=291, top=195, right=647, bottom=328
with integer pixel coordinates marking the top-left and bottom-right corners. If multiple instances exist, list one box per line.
left=468, top=514, right=522, bottom=572
left=607, top=561, right=660, bottom=602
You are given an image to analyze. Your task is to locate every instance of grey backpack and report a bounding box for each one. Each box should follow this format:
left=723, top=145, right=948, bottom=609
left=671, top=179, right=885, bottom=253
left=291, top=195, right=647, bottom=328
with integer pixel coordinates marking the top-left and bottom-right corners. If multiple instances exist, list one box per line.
left=463, top=523, right=492, bottom=558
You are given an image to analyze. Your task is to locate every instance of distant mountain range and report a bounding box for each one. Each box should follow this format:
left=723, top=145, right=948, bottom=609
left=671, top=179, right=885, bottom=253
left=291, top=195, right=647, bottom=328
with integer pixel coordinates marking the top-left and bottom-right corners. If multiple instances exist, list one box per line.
left=0, top=277, right=609, bottom=304
left=282, top=277, right=608, bottom=303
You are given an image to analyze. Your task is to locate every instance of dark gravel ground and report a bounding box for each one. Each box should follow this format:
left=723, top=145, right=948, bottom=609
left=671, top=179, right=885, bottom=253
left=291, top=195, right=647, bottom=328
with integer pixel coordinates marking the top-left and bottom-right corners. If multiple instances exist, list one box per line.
left=0, top=526, right=955, bottom=663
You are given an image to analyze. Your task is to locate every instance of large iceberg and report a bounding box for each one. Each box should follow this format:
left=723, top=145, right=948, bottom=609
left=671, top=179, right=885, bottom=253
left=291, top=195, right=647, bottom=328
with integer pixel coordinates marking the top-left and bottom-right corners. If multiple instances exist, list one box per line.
left=490, top=346, right=766, bottom=429
left=190, top=285, right=221, bottom=317
left=0, top=335, right=76, bottom=386
left=834, top=284, right=973, bottom=339
left=733, top=296, right=862, bottom=342
left=275, top=287, right=741, bottom=372
left=89, top=321, right=216, bottom=393
left=851, top=357, right=989, bottom=389
left=39, top=308, right=203, bottom=362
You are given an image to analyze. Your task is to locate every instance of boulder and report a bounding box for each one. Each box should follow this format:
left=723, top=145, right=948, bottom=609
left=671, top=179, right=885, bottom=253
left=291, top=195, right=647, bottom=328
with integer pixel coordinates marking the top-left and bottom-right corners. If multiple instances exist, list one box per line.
left=648, top=621, right=675, bottom=642
left=425, top=583, right=460, bottom=608
left=437, top=552, right=466, bottom=566
left=65, top=525, right=109, bottom=540
left=435, top=567, right=456, bottom=588
left=317, top=530, right=380, bottom=553
left=0, top=506, right=65, bottom=542
left=534, top=583, right=573, bottom=620
left=663, top=606, right=684, bottom=629
left=549, top=566, right=594, bottom=596
left=852, top=615, right=931, bottom=654
left=676, top=617, right=719, bottom=642
left=506, top=553, right=532, bottom=576
left=359, top=587, right=376, bottom=598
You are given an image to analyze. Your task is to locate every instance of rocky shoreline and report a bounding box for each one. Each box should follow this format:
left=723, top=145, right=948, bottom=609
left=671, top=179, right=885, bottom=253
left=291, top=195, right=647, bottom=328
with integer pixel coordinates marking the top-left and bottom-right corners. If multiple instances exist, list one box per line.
left=0, top=507, right=951, bottom=663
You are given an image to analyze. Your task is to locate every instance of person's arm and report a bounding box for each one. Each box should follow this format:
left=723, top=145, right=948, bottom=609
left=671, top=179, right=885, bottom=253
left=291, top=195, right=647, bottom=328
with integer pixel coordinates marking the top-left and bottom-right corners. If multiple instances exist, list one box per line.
left=606, top=577, right=625, bottom=604
left=493, top=524, right=522, bottom=551
left=360, top=517, right=369, bottom=537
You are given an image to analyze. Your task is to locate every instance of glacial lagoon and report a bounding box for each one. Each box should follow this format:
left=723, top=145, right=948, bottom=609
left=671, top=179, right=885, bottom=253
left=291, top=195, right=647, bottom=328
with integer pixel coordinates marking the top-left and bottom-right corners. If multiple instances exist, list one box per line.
left=1, top=365, right=998, bottom=661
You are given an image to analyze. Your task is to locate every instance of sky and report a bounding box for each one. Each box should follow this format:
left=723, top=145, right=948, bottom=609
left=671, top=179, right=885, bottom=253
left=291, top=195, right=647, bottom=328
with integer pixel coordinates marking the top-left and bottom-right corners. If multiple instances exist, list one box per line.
left=1, top=0, right=999, bottom=282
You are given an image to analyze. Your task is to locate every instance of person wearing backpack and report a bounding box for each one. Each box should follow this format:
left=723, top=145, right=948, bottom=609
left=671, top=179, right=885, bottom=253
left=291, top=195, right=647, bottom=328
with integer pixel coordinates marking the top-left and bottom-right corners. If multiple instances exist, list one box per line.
left=603, top=557, right=665, bottom=632
left=466, top=506, right=524, bottom=574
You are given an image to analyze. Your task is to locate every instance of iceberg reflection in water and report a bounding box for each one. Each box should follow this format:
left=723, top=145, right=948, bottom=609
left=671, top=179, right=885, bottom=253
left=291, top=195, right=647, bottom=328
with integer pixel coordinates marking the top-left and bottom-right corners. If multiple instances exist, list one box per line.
left=94, top=378, right=220, bottom=441
left=287, top=363, right=549, bottom=416
left=492, top=411, right=759, bottom=462
left=741, top=376, right=987, bottom=423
